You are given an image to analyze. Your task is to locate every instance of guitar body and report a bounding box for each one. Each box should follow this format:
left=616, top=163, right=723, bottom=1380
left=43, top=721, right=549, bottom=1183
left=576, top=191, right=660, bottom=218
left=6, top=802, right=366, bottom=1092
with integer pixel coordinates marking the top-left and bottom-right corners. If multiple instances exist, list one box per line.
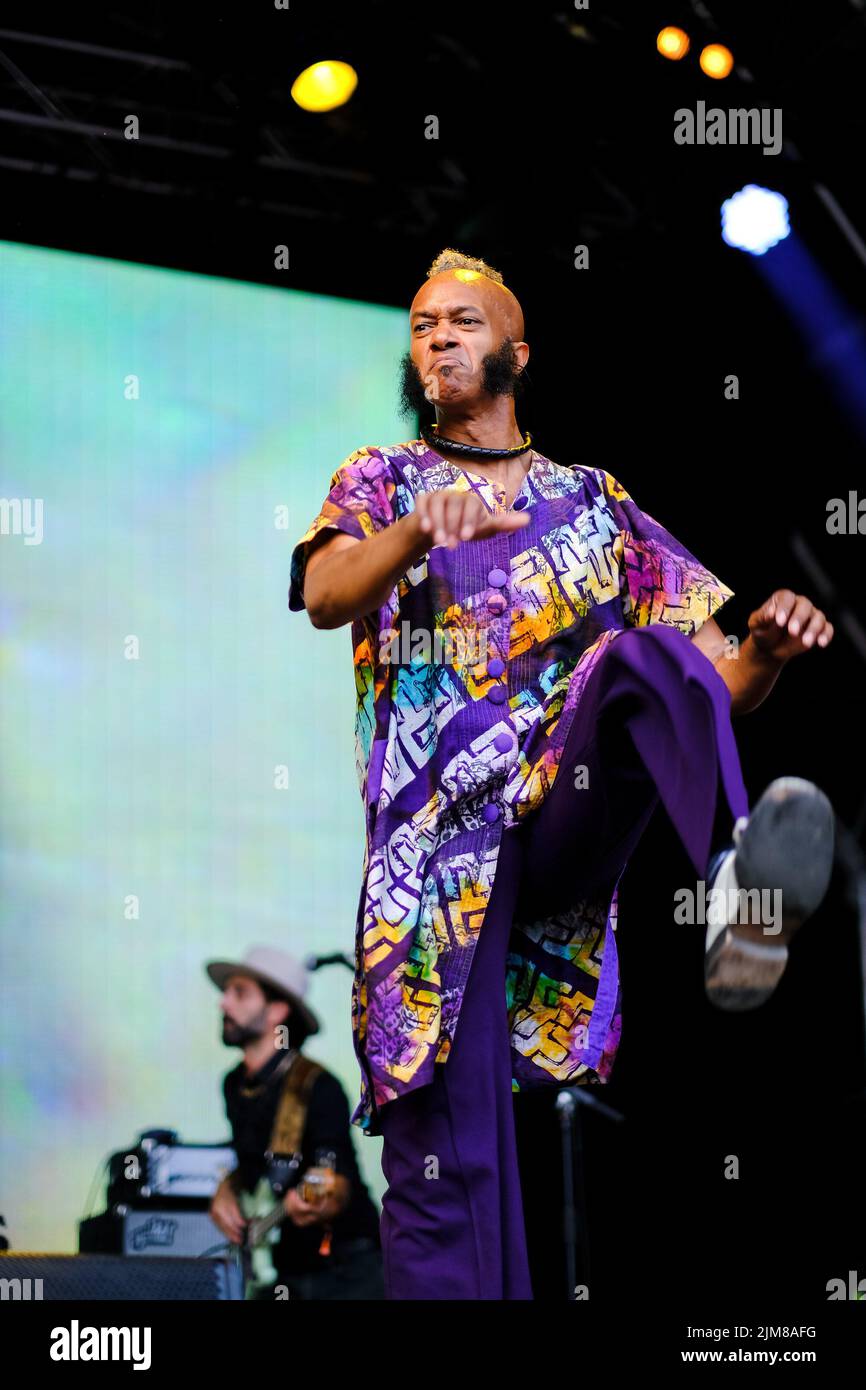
left=239, top=1179, right=284, bottom=1297
left=237, top=1165, right=338, bottom=1298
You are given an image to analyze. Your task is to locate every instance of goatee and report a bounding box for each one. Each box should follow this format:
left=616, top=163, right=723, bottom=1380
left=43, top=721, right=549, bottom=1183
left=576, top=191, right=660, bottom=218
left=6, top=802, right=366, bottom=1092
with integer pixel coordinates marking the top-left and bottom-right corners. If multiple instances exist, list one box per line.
left=221, top=1012, right=268, bottom=1048
left=397, top=339, right=526, bottom=420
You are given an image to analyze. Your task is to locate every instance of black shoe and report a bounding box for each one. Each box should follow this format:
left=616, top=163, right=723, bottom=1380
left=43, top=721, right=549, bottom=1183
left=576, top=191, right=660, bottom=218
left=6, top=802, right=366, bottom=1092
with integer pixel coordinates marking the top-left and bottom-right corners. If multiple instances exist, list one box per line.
left=704, top=777, right=835, bottom=1011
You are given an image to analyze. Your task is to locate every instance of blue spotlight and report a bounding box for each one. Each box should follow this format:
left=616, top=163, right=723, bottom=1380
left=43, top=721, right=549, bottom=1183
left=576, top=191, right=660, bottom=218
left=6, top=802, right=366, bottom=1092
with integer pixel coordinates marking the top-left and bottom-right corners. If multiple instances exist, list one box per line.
left=721, top=184, right=790, bottom=255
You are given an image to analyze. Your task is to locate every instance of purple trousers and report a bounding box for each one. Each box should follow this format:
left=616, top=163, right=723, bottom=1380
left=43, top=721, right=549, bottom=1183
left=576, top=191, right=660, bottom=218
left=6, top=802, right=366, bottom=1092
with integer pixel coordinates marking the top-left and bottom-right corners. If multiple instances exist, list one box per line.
left=378, top=626, right=750, bottom=1300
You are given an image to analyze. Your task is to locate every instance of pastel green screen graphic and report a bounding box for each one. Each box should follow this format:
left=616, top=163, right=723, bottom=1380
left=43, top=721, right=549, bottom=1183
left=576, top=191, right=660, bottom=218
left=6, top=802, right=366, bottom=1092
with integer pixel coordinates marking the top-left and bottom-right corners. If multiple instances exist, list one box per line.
left=0, top=241, right=409, bottom=1251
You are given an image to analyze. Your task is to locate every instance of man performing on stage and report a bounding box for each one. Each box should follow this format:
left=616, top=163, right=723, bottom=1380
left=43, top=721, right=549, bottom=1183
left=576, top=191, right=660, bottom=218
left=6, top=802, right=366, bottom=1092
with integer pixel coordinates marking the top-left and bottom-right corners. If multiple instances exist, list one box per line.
left=287, top=248, right=836, bottom=1300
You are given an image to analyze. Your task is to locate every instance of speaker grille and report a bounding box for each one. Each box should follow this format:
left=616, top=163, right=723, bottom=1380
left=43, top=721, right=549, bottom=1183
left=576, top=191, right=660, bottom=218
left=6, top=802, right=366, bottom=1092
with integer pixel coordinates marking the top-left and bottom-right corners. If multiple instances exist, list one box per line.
left=0, top=1253, right=242, bottom=1300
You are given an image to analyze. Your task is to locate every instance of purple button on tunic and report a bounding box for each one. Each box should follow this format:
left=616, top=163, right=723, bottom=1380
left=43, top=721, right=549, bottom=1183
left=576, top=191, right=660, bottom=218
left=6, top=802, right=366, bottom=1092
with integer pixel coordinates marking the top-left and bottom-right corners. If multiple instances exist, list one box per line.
left=289, top=440, right=734, bottom=1135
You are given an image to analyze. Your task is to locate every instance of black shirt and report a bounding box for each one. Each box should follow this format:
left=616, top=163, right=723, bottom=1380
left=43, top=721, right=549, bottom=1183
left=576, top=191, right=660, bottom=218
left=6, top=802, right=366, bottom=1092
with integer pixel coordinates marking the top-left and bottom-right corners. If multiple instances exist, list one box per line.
left=223, top=1049, right=381, bottom=1275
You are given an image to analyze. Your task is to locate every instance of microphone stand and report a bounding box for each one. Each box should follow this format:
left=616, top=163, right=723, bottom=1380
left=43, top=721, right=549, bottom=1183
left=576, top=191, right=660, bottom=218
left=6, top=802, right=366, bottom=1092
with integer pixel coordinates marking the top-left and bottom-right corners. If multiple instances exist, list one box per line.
left=555, top=1086, right=624, bottom=1301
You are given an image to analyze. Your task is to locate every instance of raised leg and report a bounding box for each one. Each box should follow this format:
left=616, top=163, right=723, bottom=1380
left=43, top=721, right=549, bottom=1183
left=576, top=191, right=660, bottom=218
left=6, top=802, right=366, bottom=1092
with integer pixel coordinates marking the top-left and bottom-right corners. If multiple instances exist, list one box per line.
left=513, top=624, right=750, bottom=920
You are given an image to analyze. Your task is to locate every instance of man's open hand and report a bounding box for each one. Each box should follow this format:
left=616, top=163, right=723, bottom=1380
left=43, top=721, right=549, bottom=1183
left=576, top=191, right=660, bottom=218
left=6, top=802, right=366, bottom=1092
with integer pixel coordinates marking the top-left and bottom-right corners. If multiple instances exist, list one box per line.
left=415, top=488, right=530, bottom=549
left=749, top=589, right=834, bottom=663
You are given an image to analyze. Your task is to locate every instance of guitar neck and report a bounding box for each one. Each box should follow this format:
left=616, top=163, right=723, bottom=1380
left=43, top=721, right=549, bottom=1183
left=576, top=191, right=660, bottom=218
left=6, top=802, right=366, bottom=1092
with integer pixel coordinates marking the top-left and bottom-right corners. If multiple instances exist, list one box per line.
left=247, top=1202, right=286, bottom=1248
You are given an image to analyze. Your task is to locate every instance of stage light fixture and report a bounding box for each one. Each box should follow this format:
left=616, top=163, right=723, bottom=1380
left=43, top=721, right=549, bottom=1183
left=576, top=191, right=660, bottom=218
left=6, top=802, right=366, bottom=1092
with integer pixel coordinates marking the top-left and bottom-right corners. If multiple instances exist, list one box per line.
left=721, top=184, right=790, bottom=256
left=657, top=27, right=690, bottom=61
left=700, top=44, right=734, bottom=79
left=291, top=60, right=358, bottom=112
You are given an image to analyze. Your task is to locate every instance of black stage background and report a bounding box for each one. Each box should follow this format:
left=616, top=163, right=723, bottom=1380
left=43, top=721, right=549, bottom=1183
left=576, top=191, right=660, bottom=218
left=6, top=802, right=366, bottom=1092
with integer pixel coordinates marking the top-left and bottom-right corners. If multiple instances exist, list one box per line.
left=2, top=0, right=864, bottom=1318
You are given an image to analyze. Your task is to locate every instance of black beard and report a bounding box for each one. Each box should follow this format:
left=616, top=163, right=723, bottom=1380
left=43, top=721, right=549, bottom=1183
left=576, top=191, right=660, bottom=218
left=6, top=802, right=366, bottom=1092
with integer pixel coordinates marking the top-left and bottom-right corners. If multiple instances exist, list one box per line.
left=221, top=1008, right=269, bottom=1048
left=397, top=339, right=526, bottom=420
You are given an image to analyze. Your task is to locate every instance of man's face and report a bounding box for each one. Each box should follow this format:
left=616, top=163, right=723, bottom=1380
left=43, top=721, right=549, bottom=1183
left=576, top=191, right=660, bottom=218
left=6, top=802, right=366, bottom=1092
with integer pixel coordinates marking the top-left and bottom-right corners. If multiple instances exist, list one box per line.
left=220, top=974, right=278, bottom=1047
left=399, top=270, right=527, bottom=418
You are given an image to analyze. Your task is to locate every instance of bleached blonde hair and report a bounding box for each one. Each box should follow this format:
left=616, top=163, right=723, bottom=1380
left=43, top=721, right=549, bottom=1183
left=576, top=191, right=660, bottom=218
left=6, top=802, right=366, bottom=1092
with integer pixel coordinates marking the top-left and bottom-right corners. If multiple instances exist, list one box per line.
left=426, top=247, right=504, bottom=284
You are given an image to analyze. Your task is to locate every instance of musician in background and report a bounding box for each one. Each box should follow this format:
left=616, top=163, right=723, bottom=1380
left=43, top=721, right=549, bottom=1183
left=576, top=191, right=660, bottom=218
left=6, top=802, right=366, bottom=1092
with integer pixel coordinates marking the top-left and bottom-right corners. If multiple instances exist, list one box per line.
left=206, top=945, right=384, bottom=1299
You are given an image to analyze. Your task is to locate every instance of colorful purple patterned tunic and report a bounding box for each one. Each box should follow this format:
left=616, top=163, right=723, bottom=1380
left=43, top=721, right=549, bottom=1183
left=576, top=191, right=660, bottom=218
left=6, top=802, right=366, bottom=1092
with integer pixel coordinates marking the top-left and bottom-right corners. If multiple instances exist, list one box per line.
left=289, top=440, right=732, bottom=1135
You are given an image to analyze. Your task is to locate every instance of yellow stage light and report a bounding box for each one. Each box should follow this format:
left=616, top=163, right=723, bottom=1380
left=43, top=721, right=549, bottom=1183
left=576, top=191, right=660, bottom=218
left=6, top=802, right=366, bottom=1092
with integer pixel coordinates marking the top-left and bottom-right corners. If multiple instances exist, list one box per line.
left=657, top=27, right=690, bottom=61
left=700, top=44, right=734, bottom=79
left=291, top=60, right=358, bottom=113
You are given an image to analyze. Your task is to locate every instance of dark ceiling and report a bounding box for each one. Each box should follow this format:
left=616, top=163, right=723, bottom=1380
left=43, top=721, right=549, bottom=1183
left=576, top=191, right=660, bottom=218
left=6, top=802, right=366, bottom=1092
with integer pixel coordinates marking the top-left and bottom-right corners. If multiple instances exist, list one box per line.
left=1, top=0, right=865, bottom=305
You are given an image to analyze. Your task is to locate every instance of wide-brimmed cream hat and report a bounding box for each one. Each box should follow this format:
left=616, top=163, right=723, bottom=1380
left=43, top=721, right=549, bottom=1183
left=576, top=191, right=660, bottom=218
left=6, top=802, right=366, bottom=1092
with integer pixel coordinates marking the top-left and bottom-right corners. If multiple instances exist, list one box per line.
left=205, top=945, right=320, bottom=1036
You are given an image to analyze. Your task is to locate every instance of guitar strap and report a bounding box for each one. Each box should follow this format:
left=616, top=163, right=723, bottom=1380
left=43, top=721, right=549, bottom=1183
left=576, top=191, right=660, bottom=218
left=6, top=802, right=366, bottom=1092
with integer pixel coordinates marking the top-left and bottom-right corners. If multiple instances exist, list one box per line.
left=268, top=1052, right=324, bottom=1157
